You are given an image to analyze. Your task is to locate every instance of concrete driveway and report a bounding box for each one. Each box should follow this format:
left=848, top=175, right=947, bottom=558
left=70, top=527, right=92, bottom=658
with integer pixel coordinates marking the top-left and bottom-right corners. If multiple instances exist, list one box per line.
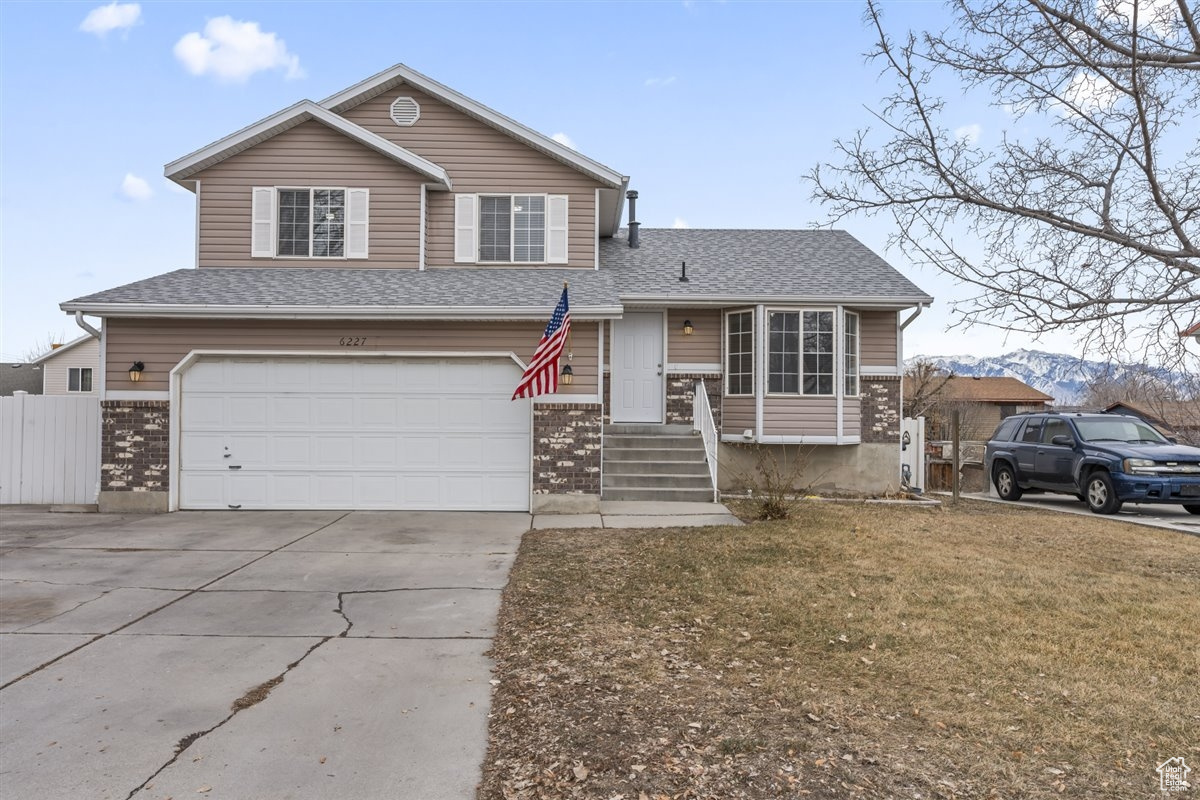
left=0, top=509, right=528, bottom=799
left=970, top=490, right=1200, bottom=536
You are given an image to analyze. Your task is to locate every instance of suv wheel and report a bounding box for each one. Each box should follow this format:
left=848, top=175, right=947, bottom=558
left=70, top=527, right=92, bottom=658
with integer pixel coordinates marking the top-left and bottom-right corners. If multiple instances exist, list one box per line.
left=1185, top=505, right=1200, bottom=516
left=1085, top=471, right=1123, bottom=515
left=994, top=463, right=1022, bottom=501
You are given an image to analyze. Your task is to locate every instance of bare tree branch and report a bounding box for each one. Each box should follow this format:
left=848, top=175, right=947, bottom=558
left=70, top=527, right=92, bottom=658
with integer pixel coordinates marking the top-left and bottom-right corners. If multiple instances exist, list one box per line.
left=808, top=0, right=1200, bottom=366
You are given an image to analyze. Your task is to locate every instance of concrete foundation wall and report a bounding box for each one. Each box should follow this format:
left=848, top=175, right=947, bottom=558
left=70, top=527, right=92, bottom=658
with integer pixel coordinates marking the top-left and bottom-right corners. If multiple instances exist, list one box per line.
left=718, top=442, right=901, bottom=495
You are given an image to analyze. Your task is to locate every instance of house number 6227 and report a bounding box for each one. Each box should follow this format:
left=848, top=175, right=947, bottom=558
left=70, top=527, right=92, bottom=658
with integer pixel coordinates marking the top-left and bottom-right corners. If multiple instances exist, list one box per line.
left=339, top=337, right=368, bottom=346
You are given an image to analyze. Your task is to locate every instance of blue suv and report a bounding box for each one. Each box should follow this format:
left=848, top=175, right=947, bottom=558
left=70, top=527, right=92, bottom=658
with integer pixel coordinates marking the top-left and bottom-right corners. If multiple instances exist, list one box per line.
left=984, top=412, right=1200, bottom=515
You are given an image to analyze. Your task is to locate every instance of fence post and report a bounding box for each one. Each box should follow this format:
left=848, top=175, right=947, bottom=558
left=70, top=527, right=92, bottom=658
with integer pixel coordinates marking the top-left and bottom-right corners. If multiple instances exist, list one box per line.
left=951, top=409, right=961, bottom=502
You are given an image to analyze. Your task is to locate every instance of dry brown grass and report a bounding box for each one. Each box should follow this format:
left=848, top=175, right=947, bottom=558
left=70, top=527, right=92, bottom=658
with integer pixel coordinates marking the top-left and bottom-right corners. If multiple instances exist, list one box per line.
left=479, top=499, right=1200, bottom=799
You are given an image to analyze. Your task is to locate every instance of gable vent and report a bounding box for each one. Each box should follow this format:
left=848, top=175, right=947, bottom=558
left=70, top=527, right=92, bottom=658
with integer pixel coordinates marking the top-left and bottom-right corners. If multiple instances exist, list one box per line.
left=390, top=96, right=420, bottom=127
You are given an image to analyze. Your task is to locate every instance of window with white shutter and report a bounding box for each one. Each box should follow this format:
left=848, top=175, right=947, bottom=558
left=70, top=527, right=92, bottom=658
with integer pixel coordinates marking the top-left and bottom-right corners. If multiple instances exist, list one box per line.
left=346, top=189, right=369, bottom=258
left=457, top=193, right=568, bottom=264
left=251, top=188, right=276, bottom=257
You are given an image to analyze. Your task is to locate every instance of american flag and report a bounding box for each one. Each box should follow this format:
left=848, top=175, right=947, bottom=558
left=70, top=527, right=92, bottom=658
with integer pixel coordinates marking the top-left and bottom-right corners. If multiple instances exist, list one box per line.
left=512, top=285, right=570, bottom=400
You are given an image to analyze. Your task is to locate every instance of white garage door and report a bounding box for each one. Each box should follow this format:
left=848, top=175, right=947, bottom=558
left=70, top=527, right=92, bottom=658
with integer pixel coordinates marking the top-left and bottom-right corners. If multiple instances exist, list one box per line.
left=179, top=357, right=531, bottom=510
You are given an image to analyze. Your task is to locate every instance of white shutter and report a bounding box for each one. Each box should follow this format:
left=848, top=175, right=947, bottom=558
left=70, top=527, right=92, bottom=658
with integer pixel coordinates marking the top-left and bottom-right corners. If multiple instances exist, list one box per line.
left=251, top=188, right=276, bottom=258
left=346, top=188, right=369, bottom=258
left=454, top=194, right=477, bottom=263
left=547, top=194, right=569, bottom=264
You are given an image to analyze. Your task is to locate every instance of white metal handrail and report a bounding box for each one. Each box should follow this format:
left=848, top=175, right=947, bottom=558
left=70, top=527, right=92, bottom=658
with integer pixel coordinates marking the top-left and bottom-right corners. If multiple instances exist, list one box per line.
left=692, top=379, right=719, bottom=502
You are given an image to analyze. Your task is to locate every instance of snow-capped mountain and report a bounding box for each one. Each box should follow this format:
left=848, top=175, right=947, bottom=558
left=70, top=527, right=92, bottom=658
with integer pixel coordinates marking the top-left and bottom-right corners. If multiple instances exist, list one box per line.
left=903, top=349, right=1184, bottom=405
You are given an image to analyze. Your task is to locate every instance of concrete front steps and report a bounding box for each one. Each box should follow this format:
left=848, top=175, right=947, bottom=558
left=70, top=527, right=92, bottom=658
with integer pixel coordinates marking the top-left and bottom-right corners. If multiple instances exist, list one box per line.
left=602, top=424, right=717, bottom=503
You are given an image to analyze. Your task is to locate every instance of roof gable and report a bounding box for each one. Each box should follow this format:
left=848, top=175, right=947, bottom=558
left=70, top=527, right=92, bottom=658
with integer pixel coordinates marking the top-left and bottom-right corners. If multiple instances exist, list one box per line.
left=320, top=64, right=627, bottom=191
left=165, top=101, right=451, bottom=189
left=30, top=334, right=97, bottom=364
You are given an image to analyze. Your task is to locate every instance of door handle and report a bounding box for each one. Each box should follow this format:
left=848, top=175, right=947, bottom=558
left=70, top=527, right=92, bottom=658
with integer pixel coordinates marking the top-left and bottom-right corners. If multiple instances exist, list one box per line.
left=228, top=465, right=242, bottom=470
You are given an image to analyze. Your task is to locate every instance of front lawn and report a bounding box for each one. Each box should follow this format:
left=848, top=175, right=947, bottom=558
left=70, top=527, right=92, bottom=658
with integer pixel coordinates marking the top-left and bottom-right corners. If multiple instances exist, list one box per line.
left=479, top=500, right=1199, bottom=799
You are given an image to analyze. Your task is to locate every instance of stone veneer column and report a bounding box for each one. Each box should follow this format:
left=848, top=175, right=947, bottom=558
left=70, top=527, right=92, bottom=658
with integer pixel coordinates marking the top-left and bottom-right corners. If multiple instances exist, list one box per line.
left=860, top=376, right=902, bottom=443
left=665, top=374, right=723, bottom=428
left=532, top=403, right=602, bottom=513
left=99, top=399, right=170, bottom=513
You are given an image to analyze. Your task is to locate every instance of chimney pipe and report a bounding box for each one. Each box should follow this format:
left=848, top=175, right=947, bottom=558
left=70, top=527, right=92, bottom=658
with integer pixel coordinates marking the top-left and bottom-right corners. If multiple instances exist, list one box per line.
left=626, top=189, right=639, bottom=248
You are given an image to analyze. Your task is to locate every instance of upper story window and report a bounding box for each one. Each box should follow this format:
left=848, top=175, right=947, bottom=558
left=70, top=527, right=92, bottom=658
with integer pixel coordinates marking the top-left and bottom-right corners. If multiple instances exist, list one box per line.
left=68, top=367, right=92, bottom=393
left=251, top=187, right=369, bottom=259
left=768, top=310, right=835, bottom=395
left=454, top=193, right=568, bottom=264
left=725, top=310, right=754, bottom=396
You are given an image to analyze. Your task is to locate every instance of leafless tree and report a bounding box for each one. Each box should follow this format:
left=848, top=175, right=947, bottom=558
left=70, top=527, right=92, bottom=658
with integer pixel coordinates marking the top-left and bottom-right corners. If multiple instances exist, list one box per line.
left=20, top=332, right=69, bottom=363
left=810, top=0, right=1200, bottom=366
left=904, top=359, right=956, bottom=418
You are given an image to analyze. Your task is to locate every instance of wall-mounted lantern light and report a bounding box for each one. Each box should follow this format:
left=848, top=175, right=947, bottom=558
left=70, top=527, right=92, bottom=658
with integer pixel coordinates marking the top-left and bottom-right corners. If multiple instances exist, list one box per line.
left=683, top=319, right=694, bottom=335
left=559, top=364, right=574, bottom=385
left=128, top=361, right=145, bottom=383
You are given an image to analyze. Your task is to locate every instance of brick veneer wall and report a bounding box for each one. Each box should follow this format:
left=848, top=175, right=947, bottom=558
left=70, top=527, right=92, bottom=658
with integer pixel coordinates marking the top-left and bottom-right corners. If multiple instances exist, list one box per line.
left=861, top=377, right=902, bottom=443
left=533, top=403, right=602, bottom=496
left=101, top=400, right=170, bottom=492
left=665, top=374, right=723, bottom=428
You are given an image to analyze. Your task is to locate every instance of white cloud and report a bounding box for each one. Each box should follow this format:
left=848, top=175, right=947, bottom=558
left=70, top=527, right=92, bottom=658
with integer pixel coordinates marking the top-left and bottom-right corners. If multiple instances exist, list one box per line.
left=953, top=123, right=982, bottom=144
left=551, top=132, right=576, bottom=150
left=672, top=217, right=690, bottom=229
left=645, top=76, right=677, bottom=88
left=174, top=17, right=303, bottom=83
left=1062, top=71, right=1121, bottom=113
left=80, top=2, right=141, bottom=37
left=120, top=173, right=153, bottom=201
left=1100, top=0, right=1178, bottom=35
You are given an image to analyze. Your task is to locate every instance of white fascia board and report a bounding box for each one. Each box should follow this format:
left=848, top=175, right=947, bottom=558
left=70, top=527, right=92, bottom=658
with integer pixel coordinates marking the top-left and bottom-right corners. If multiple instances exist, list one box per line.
left=30, top=333, right=94, bottom=364
left=319, top=64, right=627, bottom=189
left=617, top=294, right=935, bottom=308
left=59, top=302, right=625, bottom=321
left=164, top=101, right=451, bottom=189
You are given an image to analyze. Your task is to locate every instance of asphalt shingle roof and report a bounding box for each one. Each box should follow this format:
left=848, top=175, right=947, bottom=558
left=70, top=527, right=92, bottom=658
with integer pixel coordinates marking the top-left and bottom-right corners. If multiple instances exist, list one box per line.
left=63, top=268, right=621, bottom=313
left=602, top=229, right=931, bottom=302
left=63, top=229, right=932, bottom=314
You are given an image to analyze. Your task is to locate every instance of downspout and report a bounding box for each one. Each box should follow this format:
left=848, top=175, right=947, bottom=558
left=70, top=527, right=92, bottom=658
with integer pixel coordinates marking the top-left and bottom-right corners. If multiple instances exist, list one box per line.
left=899, top=303, right=925, bottom=331
left=75, top=311, right=100, bottom=339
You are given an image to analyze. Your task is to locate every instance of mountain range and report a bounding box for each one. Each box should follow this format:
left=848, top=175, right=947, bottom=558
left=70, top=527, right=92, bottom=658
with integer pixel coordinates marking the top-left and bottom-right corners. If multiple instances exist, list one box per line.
left=903, top=349, right=1188, bottom=405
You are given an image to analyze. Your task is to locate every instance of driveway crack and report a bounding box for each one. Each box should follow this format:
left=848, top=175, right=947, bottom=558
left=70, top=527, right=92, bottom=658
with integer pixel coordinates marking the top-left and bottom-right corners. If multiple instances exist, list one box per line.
left=123, top=636, right=333, bottom=799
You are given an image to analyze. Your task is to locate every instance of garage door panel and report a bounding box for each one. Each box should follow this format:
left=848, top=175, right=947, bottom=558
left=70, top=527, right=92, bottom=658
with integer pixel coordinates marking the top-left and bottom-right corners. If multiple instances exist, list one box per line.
left=359, top=397, right=398, bottom=427
left=180, top=357, right=530, bottom=510
left=272, top=396, right=312, bottom=427
left=314, top=398, right=355, bottom=428
left=315, top=436, right=354, bottom=467
left=228, top=396, right=268, bottom=428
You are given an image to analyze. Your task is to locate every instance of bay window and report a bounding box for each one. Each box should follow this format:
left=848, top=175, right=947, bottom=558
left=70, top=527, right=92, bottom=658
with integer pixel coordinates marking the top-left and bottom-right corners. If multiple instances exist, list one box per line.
left=725, top=310, right=754, bottom=395
left=768, top=310, right=834, bottom=395
left=844, top=311, right=860, bottom=397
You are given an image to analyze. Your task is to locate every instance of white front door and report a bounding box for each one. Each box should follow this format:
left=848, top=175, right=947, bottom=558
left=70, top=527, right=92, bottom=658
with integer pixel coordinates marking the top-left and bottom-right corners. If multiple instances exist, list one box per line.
left=612, top=311, right=664, bottom=423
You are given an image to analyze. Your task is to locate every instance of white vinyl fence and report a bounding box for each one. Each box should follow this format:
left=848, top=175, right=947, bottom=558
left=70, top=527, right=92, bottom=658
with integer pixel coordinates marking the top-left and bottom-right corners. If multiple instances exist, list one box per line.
left=1, top=392, right=100, bottom=504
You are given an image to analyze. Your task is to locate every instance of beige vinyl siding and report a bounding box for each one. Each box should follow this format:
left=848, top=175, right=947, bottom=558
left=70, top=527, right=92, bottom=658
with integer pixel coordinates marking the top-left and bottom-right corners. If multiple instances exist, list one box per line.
left=843, top=398, right=861, bottom=435
left=105, top=318, right=599, bottom=396
left=762, top=396, right=838, bottom=437
left=859, top=310, right=898, bottom=368
left=667, top=309, right=720, bottom=366
left=339, top=87, right=604, bottom=268
left=193, top=121, right=424, bottom=268
left=721, top=397, right=756, bottom=437
left=41, top=338, right=100, bottom=395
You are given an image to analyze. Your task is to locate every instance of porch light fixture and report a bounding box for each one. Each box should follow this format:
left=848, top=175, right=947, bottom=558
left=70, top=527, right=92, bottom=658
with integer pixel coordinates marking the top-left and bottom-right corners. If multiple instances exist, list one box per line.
left=683, top=319, right=694, bottom=335
left=559, top=364, right=574, bottom=386
left=128, top=361, right=145, bottom=382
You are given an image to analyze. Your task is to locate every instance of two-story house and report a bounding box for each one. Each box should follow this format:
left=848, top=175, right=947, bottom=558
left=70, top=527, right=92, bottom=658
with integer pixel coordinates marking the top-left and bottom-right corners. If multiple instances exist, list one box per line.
left=61, top=64, right=932, bottom=514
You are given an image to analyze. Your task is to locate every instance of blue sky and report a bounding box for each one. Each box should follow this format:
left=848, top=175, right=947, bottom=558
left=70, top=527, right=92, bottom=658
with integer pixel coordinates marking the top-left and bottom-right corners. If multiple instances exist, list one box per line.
left=0, top=0, right=1081, bottom=362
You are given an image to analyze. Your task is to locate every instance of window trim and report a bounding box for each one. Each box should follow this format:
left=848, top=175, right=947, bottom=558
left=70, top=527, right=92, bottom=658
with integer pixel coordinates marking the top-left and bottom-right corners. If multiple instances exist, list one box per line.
left=275, top=186, right=349, bottom=260
left=724, top=308, right=755, bottom=397
left=477, top=193, right=549, bottom=264
left=765, top=307, right=837, bottom=397
left=844, top=310, right=860, bottom=398
left=68, top=367, right=92, bottom=393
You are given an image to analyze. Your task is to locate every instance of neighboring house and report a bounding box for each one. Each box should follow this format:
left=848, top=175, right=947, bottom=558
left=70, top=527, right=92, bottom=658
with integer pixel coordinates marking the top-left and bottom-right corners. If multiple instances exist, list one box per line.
left=1104, top=400, right=1200, bottom=446
left=909, top=376, right=1053, bottom=440
left=30, top=335, right=100, bottom=395
left=1183, top=320, right=1200, bottom=345
left=1, top=363, right=43, bottom=396
left=59, top=63, right=932, bottom=514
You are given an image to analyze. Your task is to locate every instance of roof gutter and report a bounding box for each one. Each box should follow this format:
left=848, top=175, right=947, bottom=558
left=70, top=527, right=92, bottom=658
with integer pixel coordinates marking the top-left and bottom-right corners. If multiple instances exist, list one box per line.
left=618, top=294, right=935, bottom=308
left=59, top=302, right=625, bottom=321
left=74, top=311, right=101, bottom=339
left=899, top=302, right=927, bottom=330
